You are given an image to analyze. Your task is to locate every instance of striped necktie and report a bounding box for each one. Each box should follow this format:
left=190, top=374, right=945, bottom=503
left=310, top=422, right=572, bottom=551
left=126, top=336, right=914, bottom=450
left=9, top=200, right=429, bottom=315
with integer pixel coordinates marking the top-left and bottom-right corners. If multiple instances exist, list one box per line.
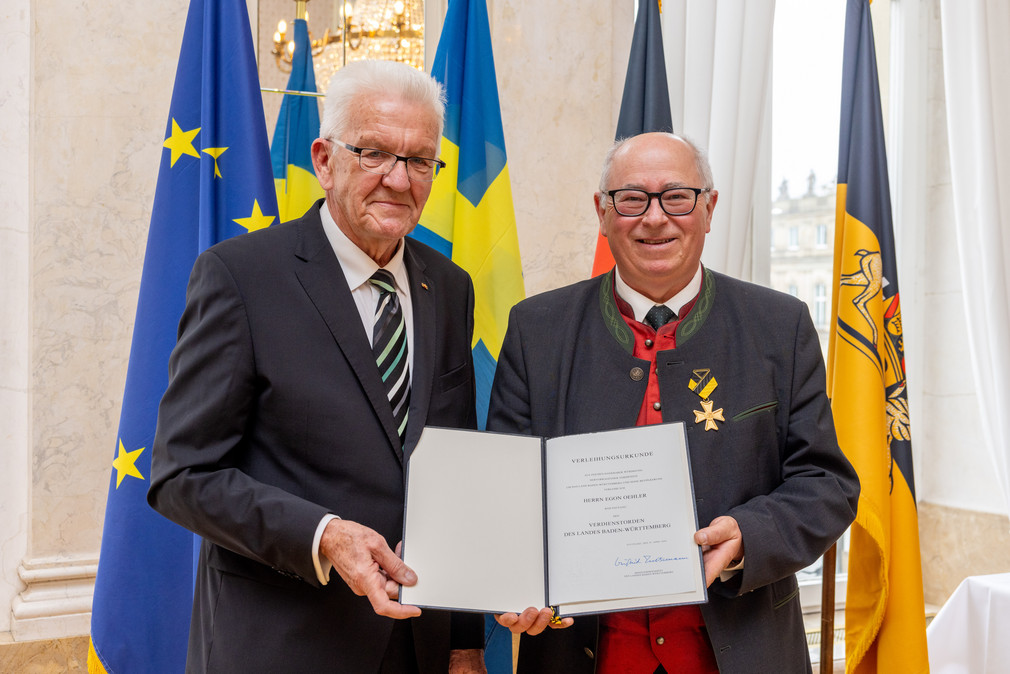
left=369, top=269, right=410, bottom=448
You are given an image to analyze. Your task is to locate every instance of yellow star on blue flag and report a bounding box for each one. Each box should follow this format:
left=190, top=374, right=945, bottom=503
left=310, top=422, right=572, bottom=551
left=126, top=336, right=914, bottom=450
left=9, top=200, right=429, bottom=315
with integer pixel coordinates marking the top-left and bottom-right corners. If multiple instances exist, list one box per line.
left=163, top=119, right=201, bottom=167
left=111, top=440, right=145, bottom=489
left=202, top=146, right=227, bottom=178
left=234, top=199, right=276, bottom=232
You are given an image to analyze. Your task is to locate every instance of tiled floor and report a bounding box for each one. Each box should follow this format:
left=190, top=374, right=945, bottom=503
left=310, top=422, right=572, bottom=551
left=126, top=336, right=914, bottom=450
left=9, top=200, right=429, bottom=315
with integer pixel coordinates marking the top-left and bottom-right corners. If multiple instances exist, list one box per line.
left=0, top=634, right=88, bottom=674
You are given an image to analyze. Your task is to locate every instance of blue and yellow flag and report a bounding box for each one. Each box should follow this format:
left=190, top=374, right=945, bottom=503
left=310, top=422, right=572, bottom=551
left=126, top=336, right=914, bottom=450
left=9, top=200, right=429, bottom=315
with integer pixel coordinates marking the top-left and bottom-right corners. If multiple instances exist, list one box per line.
left=270, top=17, right=324, bottom=222
left=88, top=1, right=277, bottom=671
left=416, top=0, right=525, bottom=429
left=828, top=1, right=928, bottom=672
left=417, top=2, right=524, bottom=669
left=592, top=0, right=672, bottom=277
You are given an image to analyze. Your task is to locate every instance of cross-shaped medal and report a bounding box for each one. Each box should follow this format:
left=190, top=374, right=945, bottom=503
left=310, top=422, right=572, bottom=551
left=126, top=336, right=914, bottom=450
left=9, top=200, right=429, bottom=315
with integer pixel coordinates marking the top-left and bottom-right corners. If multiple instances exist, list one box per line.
left=693, top=399, right=725, bottom=431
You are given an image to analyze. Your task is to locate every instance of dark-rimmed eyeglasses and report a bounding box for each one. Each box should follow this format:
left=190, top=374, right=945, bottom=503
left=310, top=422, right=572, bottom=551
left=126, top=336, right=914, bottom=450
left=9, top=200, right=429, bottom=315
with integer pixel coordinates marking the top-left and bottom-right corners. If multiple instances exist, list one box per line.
left=334, top=140, right=446, bottom=182
left=606, top=187, right=712, bottom=217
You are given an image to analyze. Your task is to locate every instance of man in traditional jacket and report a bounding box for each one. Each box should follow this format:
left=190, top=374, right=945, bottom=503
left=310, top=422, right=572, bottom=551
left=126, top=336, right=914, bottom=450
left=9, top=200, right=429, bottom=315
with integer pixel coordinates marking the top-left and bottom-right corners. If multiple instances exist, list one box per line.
left=488, top=132, right=859, bottom=674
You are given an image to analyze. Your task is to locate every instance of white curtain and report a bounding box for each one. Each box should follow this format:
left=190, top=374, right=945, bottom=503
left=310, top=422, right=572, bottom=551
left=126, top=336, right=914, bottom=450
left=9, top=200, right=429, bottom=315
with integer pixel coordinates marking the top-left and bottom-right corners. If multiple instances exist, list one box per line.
left=939, top=0, right=1010, bottom=519
left=661, top=0, right=776, bottom=282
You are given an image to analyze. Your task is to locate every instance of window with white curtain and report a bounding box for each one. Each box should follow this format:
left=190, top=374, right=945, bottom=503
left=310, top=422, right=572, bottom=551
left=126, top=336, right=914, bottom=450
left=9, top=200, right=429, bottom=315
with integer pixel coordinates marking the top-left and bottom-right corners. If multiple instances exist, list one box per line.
left=770, top=0, right=856, bottom=626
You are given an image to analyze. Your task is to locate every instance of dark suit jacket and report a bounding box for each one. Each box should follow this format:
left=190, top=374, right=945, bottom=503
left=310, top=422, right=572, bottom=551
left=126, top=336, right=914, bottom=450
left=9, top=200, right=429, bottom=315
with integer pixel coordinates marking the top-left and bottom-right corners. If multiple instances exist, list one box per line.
left=148, top=202, right=482, bottom=673
left=487, top=268, right=859, bottom=674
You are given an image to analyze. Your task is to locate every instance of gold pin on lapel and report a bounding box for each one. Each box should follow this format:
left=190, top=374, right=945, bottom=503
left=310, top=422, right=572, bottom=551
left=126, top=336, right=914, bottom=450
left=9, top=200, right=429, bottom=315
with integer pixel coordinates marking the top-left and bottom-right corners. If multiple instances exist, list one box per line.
left=421, top=282, right=429, bottom=291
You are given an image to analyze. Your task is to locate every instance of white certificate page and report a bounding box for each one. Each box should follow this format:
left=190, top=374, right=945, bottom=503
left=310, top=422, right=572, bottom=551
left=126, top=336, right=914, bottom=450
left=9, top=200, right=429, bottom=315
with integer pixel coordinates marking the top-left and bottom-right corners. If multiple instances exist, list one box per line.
left=400, top=427, right=547, bottom=613
left=545, top=423, right=702, bottom=608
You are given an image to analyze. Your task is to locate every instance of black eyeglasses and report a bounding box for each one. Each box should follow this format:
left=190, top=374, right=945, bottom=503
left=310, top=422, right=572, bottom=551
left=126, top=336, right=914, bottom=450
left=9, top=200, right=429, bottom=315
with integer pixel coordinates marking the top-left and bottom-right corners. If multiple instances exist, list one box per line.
left=606, top=187, right=712, bottom=217
left=334, top=140, right=445, bottom=182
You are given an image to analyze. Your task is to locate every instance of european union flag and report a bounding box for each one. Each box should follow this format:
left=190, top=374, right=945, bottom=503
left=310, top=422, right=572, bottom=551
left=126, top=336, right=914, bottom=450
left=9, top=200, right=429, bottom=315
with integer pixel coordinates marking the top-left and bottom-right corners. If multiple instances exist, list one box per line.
left=270, top=17, right=324, bottom=223
left=415, top=0, right=525, bottom=430
left=88, top=1, right=278, bottom=671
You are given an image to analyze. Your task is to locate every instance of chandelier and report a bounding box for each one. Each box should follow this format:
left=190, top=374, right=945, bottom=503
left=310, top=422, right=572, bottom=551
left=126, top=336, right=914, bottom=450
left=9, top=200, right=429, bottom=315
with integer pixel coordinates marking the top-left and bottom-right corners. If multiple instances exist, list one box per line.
left=272, top=0, right=425, bottom=93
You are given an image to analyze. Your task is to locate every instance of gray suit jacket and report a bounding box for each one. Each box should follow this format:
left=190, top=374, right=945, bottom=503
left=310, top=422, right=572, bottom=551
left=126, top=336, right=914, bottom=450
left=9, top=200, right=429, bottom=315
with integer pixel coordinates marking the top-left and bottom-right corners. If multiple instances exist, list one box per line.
left=487, top=268, right=859, bottom=674
left=149, top=202, right=482, bottom=673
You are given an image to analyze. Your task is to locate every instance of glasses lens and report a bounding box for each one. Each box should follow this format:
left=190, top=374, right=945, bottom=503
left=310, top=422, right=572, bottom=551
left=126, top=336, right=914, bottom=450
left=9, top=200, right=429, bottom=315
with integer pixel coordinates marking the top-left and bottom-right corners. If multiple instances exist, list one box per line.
left=358, top=148, right=395, bottom=173
left=406, top=157, right=439, bottom=182
left=660, top=188, right=698, bottom=216
left=612, top=190, right=651, bottom=216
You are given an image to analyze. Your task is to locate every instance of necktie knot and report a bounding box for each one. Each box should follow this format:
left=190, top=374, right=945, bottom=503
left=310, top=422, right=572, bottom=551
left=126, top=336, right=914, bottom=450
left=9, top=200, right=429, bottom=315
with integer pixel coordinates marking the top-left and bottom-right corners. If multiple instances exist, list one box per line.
left=644, top=304, right=676, bottom=331
left=368, top=269, right=397, bottom=296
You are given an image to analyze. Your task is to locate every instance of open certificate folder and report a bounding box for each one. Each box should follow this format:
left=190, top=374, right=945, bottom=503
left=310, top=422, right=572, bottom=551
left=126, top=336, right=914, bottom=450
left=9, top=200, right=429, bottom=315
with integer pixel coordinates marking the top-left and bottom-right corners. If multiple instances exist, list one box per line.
left=400, top=422, right=707, bottom=617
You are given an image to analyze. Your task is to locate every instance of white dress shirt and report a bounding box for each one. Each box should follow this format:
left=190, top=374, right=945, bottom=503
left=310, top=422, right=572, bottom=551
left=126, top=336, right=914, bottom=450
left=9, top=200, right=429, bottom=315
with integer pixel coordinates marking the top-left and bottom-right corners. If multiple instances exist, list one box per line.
left=614, top=264, right=703, bottom=322
left=312, top=202, right=415, bottom=584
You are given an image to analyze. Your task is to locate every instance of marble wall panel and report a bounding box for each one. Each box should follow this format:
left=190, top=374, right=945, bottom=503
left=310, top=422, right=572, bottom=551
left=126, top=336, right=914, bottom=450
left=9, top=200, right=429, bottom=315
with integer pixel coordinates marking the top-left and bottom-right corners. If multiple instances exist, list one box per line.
left=29, top=0, right=188, bottom=558
left=490, top=0, right=629, bottom=297
left=1, top=0, right=33, bottom=636
left=919, top=502, right=1010, bottom=606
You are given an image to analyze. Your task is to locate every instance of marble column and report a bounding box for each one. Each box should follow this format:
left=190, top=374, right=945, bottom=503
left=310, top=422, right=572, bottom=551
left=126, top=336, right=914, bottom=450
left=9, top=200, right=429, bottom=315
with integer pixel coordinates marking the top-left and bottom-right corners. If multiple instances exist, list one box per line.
left=0, top=0, right=32, bottom=639
left=4, top=0, right=190, bottom=641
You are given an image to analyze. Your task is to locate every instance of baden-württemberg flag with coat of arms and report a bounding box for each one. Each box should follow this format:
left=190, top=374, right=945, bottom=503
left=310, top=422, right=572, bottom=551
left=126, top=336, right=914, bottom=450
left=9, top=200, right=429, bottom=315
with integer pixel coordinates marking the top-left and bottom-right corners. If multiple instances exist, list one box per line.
left=828, top=1, right=929, bottom=672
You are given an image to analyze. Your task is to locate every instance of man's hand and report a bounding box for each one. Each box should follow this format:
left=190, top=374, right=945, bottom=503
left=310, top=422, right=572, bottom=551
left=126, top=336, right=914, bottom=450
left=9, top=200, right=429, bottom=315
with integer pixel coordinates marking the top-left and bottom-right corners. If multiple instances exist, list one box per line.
left=319, top=519, right=421, bottom=619
left=694, top=515, right=744, bottom=587
left=448, top=648, right=486, bottom=673
left=494, top=607, right=574, bottom=635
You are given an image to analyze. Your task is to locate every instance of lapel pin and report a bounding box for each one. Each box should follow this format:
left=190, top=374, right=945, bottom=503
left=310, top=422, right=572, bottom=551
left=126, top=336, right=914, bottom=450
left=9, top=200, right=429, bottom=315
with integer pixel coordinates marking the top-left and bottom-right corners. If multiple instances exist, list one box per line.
left=421, top=282, right=429, bottom=291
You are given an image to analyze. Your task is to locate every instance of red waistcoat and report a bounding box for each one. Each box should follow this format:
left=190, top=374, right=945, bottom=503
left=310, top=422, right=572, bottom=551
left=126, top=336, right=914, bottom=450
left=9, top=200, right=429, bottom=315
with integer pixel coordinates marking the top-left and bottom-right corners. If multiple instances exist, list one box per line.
left=596, top=292, right=718, bottom=674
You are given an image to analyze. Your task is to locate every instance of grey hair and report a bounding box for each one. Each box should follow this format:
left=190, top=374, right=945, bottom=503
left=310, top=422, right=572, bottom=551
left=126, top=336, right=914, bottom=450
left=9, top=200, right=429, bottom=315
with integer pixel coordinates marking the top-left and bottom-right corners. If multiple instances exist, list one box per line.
left=319, top=60, right=447, bottom=144
left=598, top=133, right=715, bottom=195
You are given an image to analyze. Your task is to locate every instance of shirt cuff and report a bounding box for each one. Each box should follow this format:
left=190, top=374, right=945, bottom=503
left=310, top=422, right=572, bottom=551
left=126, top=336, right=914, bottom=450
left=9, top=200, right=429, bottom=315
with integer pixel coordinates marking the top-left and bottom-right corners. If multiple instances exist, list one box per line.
left=313, top=514, right=340, bottom=585
left=719, top=556, right=745, bottom=582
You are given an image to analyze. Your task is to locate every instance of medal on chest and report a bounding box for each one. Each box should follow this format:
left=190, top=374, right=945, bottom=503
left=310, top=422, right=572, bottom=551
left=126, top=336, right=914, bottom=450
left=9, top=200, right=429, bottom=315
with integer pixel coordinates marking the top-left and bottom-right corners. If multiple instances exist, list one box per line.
left=689, top=369, right=724, bottom=431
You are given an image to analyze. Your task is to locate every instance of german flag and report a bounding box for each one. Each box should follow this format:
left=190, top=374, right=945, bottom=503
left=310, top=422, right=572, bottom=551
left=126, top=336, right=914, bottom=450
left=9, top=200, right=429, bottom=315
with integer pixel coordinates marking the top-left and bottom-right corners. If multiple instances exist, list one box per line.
left=591, top=0, right=672, bottom=277
left=828, top=1, right=929, bottom=672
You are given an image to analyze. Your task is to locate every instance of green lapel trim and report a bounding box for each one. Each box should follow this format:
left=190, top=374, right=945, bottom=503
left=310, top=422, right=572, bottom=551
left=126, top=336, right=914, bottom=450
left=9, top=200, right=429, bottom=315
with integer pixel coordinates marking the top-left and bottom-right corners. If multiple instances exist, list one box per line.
left=677, top=267, right=716, bottom=346
left=599, top=270, right=635, bottom=355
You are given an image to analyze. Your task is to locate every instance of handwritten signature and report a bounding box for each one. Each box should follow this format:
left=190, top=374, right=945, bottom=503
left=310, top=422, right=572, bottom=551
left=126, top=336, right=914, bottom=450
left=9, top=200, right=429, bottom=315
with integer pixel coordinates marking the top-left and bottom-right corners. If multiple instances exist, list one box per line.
left=614, top=554, right=681, bottom=567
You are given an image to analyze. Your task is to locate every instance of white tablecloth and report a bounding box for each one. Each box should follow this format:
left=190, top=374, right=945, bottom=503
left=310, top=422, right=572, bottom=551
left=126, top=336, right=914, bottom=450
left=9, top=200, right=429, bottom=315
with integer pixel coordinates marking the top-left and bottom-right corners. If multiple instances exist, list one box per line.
left=927, top=572, right=1010, bottom=674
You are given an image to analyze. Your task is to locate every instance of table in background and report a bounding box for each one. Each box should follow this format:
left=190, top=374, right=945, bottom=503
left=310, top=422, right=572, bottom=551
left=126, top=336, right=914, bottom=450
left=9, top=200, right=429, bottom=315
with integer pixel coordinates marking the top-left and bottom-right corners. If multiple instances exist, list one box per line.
left=926, top=572, right=1010, bottom=673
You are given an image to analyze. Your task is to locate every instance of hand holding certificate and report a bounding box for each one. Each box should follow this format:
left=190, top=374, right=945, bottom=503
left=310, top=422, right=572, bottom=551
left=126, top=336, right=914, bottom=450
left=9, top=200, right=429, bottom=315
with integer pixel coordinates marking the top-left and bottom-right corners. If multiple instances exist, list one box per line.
left=399, top=422, right=706, bottom=617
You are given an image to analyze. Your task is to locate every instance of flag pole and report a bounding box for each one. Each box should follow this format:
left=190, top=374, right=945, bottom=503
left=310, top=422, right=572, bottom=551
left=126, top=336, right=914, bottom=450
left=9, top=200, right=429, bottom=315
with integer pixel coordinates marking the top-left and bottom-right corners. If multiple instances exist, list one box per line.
left=261, top=87, right=324, bottom=97
left=819, top=543, right=837, bottom=673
